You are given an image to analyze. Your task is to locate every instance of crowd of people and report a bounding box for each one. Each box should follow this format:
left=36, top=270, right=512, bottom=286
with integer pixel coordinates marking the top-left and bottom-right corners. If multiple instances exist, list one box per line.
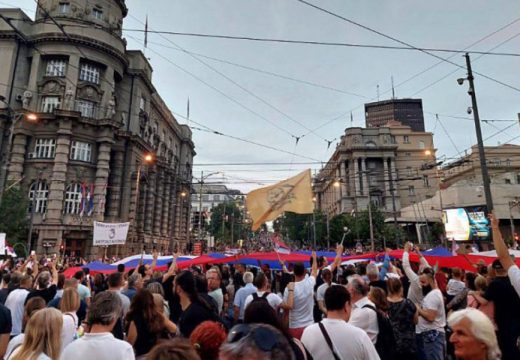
left=0, top=214, right=519, bottom=360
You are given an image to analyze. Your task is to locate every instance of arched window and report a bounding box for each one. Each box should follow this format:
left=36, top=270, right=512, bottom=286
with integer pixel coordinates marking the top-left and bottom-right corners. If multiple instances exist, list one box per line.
left=418, top=140, right=425, bottom=149
left=64, top=183, right=82, bottom=214
left=28, top=181, right=49, bottom=213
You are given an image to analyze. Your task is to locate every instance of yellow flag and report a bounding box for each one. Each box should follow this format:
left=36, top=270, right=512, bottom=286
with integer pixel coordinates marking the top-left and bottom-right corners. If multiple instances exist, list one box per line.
left=246, top=169, right=314, bottom=231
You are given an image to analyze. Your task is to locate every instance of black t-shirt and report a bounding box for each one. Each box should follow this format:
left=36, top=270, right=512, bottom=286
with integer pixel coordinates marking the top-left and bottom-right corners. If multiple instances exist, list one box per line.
left=178, top=301, right=217, bottom=338
left=25, top=284, right=57, bottom=304
left=0, top=288, right=9, bottom=305
left=233, top=272, right=245, bottom=292
left=484, top=276, right=520, bottom=359
left=0, top=303, right=12, bottom=334
left=128, top=314, right=169, bottom=356
left=162, top=276, right=182, bottom=323
left=369, top=280, right=387, bottom=293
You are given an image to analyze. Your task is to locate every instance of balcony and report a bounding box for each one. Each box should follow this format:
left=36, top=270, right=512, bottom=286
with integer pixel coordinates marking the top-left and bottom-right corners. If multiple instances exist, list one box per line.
left=38, top=96, right=115, bottom=121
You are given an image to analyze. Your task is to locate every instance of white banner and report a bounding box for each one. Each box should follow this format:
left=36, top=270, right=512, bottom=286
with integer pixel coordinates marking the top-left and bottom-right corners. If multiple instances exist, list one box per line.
left=93, top=222, right=130, bottom=246
left=0, top=233, right=5, bottom=254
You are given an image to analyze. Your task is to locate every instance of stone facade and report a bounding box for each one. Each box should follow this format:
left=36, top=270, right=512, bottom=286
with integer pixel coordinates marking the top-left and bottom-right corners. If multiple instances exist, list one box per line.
left=314, top=122, right=437, bottom=219
left=0, top=1, right=195, bottom=258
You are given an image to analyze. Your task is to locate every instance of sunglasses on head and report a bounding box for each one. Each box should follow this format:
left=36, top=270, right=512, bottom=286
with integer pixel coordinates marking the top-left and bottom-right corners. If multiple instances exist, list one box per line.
left=227, top=324, right=285, bottom=352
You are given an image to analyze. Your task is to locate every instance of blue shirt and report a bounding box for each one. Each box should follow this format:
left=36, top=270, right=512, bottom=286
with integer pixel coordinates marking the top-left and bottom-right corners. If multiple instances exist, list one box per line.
left=121, top=287, right=137, bottom=301
left=233, top=283, right=257, bottom=320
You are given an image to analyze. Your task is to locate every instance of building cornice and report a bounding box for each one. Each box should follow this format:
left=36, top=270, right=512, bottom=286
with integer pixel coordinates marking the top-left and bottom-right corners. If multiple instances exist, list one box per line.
left=30, top=33, right=129, bottom=68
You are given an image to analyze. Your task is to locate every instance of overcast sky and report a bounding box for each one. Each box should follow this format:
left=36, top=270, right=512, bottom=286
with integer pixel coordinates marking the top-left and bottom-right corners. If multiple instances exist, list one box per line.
left=9, top=0, right=520, bottom=193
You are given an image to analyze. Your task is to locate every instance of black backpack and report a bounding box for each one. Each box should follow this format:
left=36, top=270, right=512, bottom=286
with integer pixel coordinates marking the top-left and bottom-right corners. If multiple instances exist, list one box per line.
left=251, top=292, right=270, bottom=305
left=362, top=304, right=396, bottom=360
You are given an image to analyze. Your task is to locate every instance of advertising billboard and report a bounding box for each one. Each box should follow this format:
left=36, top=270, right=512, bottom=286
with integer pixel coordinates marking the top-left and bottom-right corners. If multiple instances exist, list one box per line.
left=443, top=206, right=490, bottom=241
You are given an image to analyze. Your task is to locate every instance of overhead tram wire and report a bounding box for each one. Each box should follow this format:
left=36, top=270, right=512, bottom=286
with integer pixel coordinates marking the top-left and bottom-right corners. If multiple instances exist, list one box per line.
left=121, top=29, right=520, bottom=58
left=301, top=14, right=520, bottom=137
left=294, top=0, right=520, bottom=94
left=126, top=17, right=333, bottom=146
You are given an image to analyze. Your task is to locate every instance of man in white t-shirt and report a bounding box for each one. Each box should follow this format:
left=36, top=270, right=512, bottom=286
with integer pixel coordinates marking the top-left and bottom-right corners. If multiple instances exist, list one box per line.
left=302, top=284, right=380, bottom=360
left=416, top=270, right=446, bottom=360
left=244, top=272, right=282, bottom=312
left=4, top=274, right=32, bottom=336
left=282, top=251, right=317, bottom=340
left=61, top=291, right=135, bottom=360
left=347, top=275, right=379, bottom=344
left=316, top=268, right=336, bottom=317
left=489, top=213, right=520, bottom=297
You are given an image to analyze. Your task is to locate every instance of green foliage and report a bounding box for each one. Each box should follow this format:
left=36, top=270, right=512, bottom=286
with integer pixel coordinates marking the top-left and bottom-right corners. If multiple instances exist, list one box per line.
left=273, top=210, right=326, bottom=248
left=209, top=202, right=248, bottom=243
left=0, top=186, right=29, bottom=256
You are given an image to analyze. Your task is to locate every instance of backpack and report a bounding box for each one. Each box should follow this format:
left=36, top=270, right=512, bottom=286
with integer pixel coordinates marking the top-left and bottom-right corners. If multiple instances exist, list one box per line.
left=362, top=304, right=396, bottom=360
left=251, top=292, right=270, bottom=305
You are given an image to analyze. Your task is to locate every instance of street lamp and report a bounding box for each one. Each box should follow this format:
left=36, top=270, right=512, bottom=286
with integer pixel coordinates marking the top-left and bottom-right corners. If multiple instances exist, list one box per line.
left=0, top=96, right=38, bottom=204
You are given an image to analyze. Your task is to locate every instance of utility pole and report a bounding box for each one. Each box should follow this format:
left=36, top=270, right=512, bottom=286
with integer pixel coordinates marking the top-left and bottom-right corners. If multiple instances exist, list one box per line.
left=198, top=170, right=203, bottom=243
left=462, top=53, right=494, bottom=213
left=312, top=211, right=317, bottom=248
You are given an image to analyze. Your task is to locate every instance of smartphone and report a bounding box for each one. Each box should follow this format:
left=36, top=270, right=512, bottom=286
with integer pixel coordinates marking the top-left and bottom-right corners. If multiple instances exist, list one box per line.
left=31, top=250, right=36, bottom=256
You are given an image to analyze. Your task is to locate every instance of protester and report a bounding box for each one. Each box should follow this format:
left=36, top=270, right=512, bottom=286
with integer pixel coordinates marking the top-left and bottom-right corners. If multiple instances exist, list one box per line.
left=220, top=323, right=294, bottom=360
left=282, top=251, right=317, bottom=340
left=368, top=287, right=389, bottom=313
left=448, top=308, right=501, bottom=360
left=60, top=288, right=80, bottom=351
left=195, top=274, right=219, bottom=316
left=147, top=281, right=171, bottom=318
left=4, top=297, right=46, bottom=359
left=48, top=278, right=87, bottom=324
left=61, top=291, right=135, bottom=360
left=189, top=321, right=227, bottom=360
left=446, top=267, right=465, bottom=304
left=447, top=271, right=476, bottom=313
left=175, top=270, right=217, bottom=338
left=206, top=267, right=224, bottom=315
left=7, top=307, right=62, bottom=360
left=302, top=284, right=380, bottom=359
left=233, top=271, right=257, bottom=323
left=244, top=298, right=310, bottom=360
left=122, top=273, right=142, bottom=301
left=416, top=269, right=446, bottom=360
left=4, top=274, right=32, bottom=336
left=0, top=302, right=11, bottom=359
left=467, top=275, right=494, bottom=324
left=402, top=242, right=431, bottom=304
left=0, top=273, right=11, bottom=304
left=125, top=288, right=177, bottom=357
left=147, top=338, right=201, bottom=360
left=471, top=258, right=520, bottom=360
left=347, top=275, right=379, bottom=344
left=315, top=268, right=335, bottom=317
left=386, top=277, right=418, bottom=360
left=244, top=272, right=282, bottom=312
left=73, top=271, right=91, bottom=305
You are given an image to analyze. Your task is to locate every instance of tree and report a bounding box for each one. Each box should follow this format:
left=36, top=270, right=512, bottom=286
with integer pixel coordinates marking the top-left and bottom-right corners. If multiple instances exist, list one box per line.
left=0, top=186, right=29, bottom=256
left=209, top=202, right=243, bottom=244
left=274, top=211, right=326, bottom=248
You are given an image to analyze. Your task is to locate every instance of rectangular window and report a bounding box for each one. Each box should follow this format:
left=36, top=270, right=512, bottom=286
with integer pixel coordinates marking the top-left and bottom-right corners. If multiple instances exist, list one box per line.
left=517, top=174, right=520, bottom=184
left=92, top=8, right=103, bottom=20
left=139, top=97, right=146, bottom=111
left=403, top=135, right=410, bottom=143
left=34, top=138, right=56, bottom=158
left=202, top=195, right=209, bottom=202
left=41, top=96, right=60, bottom=113
left=79, top=63, right=100, bottom=84
left=70, top=141, right=92, bottom=162
left=408, top=185, right=415, bottom=196
left=214, top=195, right=221, bottom=201
left=75, top=100, right=96, bottom=118
left=505, top=178, right=512, bottom=184
left=46, top=59, right=66, bottom=77
left=58, top=2, right=70, bottom=13
left=423, top=175, right=430, bottom=188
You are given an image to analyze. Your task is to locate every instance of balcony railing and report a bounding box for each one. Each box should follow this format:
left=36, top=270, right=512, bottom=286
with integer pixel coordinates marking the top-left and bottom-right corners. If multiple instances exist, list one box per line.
left=38, top=96, right=114, bottom=120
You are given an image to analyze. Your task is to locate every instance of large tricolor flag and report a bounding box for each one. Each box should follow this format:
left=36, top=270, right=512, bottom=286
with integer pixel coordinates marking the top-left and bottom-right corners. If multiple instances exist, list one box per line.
left=272, top=234, right=291, bottom=254
left=246, top=170, right=314, bottom=231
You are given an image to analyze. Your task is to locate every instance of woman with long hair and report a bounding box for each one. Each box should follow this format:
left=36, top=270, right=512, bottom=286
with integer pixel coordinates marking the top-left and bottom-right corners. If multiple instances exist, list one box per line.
left=386, top=277, right=419, bottom=360
left=4, top=297, right=46, bottom=359
left=125, top=288, right=176, bottom=357
left=368, top=286, right=389, bottom=313
left=60, top=288, right=80, bottom=350
left=7, top=307, right=63, bottom=360
left=174, top=271, right=217, bottom=338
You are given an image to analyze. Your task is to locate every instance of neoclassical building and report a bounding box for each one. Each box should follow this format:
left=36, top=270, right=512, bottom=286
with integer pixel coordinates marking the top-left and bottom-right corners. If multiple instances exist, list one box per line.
left=0, top=1, right=195, bottom=258
left=314, top=122, right=438, bottom=219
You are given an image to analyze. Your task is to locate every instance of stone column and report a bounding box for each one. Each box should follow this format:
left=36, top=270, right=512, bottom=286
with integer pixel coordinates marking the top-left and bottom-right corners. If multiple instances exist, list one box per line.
left=161, top=175, right=171, bottom=237
left=383, top=158, right=390, bottom=194
left=93, top=142, right=112, bottom=221
left=153, top=171, right=163, bottom=236
left=362, top=158, right=368, bottom=196
left=27, top=52, right=41, bottom=109
left=106, top=150, right=124, bottom=218
left=46, top=119, right=72, bottom=223
left=6, top=134, right=27, bottom=183
left=353, top=157, right=360, bottom=196
left=65, top=55, right=80, bottom=94
left=144, top=171, right=156, bottom=234
left=340, top=160, right=348, bottom=198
